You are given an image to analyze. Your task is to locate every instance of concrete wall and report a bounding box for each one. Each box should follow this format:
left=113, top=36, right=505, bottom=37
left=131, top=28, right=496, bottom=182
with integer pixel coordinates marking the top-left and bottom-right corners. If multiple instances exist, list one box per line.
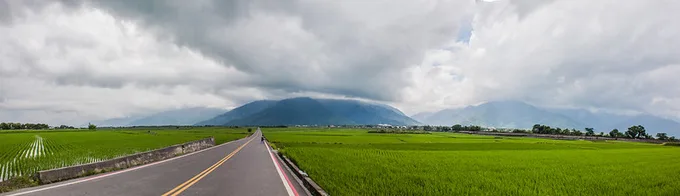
left=37, top=137, right=215, bottom=184
left=277, top=152, right=329, bottom=196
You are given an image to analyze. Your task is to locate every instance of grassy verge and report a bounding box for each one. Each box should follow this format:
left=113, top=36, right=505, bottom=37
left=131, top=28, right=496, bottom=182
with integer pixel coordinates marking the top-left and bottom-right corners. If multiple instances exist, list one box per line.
left=0, top=176, right=39, bottom=193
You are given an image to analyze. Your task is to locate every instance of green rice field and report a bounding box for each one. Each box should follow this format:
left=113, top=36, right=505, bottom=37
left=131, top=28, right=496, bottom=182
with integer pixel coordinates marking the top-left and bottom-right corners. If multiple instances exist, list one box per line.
left=0, top=127, right=249, bottom=182
left=265, top=128, right=680, bottom=196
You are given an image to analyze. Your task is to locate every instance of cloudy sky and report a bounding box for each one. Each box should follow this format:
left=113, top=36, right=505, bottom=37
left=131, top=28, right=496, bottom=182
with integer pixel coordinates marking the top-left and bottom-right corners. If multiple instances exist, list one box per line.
left=1, top=0, right=679, bottom=125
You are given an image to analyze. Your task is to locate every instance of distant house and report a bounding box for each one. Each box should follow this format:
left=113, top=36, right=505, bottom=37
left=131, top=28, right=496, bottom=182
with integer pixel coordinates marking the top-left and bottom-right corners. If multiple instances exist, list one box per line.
left=377, top=124, right=392, bottom=128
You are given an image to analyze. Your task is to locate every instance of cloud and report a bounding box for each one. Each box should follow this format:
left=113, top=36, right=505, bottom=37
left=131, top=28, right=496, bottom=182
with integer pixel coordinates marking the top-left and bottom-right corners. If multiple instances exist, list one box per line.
left=2, top=0, right=680, bottom=125
left=399, top=0, right=680, bottom=119
left=0, top=2, right=252, bottom=124
left=0, top=0, right=474, bottom=124
left=77, top=0, right=475, bottom=101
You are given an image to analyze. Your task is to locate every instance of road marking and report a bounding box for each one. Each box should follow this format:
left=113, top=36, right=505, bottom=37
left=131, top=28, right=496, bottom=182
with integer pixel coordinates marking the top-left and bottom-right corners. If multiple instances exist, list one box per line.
left=4, top=138, right=246, bottom=196
left=162, top=137, right=255, bottom=196
left=265, top=141, right=299, bottom=196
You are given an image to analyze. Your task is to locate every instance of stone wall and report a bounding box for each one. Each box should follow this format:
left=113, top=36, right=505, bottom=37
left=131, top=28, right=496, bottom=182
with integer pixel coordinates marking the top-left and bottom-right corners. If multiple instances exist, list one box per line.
left=37, top=137, right=215, bottom=184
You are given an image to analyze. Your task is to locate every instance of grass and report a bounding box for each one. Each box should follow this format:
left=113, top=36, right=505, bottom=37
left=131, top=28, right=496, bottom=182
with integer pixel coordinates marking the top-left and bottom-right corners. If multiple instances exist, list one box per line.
left=0, top=176, right=38, bottom=193
left=0, top=127, right=249, bottom=183
left=265, top=128, right=680, bottom=196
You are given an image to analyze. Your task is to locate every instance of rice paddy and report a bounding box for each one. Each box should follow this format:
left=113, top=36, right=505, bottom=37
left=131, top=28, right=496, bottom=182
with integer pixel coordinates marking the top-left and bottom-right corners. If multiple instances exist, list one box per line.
left=265, top=128, right=680, bottom=196
left=0, top=127, right=249, bottom=182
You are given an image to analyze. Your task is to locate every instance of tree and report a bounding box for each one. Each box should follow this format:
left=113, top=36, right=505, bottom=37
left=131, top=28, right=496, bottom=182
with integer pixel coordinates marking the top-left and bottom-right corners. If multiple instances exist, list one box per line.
left=0, top=122, right=8, bottom=130
left=656, top=133, right=669, bottom=140
left=440, top=126, right=452, bottom=132
left=88, top=123, right=97, bottom=130
left=532, top=124, right=541, bottom=133
left=468, top=125, right=482, bottom=132
left=451, top=124, right=463, bottom=132
left=626, top=125, right=646, bottom=139
left=670, top=136, right=677, bottom=141
left=585, top=128, right=595, bottom=136
left=248, top=128, right=252, bottom=133
left=561, top=128, right=571, bottom=135
left=598, top=132, right=605, bottom=137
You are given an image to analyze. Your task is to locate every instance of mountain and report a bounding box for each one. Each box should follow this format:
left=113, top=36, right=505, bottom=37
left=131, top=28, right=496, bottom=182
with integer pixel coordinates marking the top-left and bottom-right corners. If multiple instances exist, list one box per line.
left=411, top=112, right=434, bottom=122
left=90, top=116, right=140, bottom=127
left=201, top=97, right=420, bottom=126
left=91, top=107, right=227, bottom=127
left=316, top=99, right=420, bottom=126
left=548, top=109, right=680, bottom=135
left=413, top=101, right=584, bottom=129
left=415, top=101, right=680, bottom=136
left=195, top=100, right=277, bottom=126
left=226, top=97, right=355, bottom=126
left=612, top=115, right=680, bottom=136
left=546, top=108, right=629, bottom=131
left=127, top=107, right=228, bottom=126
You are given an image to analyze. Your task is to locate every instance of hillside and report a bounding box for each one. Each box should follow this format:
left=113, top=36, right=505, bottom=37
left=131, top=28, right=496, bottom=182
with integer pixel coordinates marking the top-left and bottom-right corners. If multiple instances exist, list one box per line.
left=225, top=97, right=354, bottom=126
left=316, top=99, right=421, bottom=126
left=93, top=107, right=227, bottom=127
left=415, top=101, right=680, bottom=136
left=127, top=107, right=227, bottom=126
left=195, top=100, right=277, bottom=126
left=201, top=97, right=419, bottom=126
left=90, top=116, right=139, bottom=127
left=413, top=101, right=584, bottom=129
left=611, top=115, right=680, bottom=136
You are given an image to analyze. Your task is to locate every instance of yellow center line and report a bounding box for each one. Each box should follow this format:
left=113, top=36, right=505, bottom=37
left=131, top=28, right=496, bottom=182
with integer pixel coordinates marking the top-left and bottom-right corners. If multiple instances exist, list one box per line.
left=162, top=136, right=255, bottom=196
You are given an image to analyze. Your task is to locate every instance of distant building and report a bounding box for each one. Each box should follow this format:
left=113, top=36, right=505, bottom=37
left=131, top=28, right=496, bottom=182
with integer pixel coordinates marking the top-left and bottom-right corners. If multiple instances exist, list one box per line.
left=377, top=124, right=392, bottom=128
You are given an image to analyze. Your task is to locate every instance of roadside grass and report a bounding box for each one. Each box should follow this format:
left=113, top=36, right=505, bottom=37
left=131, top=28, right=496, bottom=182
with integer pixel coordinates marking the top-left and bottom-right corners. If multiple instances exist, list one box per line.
left=0, top=176, right=38, bottom=193
left=265, top=129, right=680, bottom=196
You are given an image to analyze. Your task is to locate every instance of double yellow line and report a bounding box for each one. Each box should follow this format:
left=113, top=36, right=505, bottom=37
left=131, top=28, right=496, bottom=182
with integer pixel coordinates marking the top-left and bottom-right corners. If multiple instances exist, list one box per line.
left=162, top=137, right=255, bottom=196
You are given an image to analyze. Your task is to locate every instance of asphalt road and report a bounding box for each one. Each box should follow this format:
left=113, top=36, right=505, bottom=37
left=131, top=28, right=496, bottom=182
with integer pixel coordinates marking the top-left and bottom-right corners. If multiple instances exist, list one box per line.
left=2, top=129, right=309, bottom=196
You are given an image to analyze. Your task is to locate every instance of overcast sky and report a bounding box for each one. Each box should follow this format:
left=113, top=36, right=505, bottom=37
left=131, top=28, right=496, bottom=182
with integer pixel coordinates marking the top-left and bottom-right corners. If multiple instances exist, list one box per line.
left=1, top=0, right=680, bottom=125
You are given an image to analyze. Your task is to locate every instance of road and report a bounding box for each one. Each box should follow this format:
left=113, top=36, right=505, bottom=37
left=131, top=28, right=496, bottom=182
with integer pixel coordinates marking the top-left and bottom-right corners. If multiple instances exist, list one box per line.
left=2, top=129, right=309, bottom=196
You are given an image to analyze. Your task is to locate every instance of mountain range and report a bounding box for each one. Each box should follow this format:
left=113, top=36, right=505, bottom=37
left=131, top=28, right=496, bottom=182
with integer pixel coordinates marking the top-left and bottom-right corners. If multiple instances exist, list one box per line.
left=197, top=97, right=420, bottom=126
left=90, top=98, right=680, bottom=136
left=412, top=101, right=680, bottom=136
left=91, top=107, right=227, bottom=127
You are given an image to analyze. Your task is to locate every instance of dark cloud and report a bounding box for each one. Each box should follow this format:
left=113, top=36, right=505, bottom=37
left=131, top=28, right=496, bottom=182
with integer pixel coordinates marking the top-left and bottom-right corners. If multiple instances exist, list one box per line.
left=63, top=0, right=473, bottom=101
left=3, top=0, right=680, bottom=125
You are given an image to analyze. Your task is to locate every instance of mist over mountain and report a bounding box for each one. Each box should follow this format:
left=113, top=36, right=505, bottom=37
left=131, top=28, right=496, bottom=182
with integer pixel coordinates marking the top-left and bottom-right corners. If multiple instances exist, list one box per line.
left=315, top=99, right=420, bottom=126
left=414, top=101, right=680, bottom=136
left=89, top=116, right=139, bottom=127
left=413, top=101, right=583, bottom=129
left=612, top=115, right=680, bottom=136
left=93, top=107, right=227, bottom=127
left=128, top=107, right=227, bottom=126
left=199, top=97, right=420, bottom=126
left=195, top=100, right=277, bottom=126
left=546, top=108, right=629, bottom=131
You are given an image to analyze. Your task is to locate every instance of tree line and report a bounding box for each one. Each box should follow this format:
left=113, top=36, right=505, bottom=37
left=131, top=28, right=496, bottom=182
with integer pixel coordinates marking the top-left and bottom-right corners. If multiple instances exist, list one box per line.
left=530, top=124, right=677, bottom=141
left=0, top=122, right=75, bottom=130
left=417, top=124, right=677, bottom=141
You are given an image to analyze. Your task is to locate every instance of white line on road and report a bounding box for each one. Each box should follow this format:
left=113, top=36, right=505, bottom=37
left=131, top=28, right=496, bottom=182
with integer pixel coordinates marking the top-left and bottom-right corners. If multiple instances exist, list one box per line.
left=264, top=136, right=298, bottom=196
left=4, top=137, right=248, bottom=196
